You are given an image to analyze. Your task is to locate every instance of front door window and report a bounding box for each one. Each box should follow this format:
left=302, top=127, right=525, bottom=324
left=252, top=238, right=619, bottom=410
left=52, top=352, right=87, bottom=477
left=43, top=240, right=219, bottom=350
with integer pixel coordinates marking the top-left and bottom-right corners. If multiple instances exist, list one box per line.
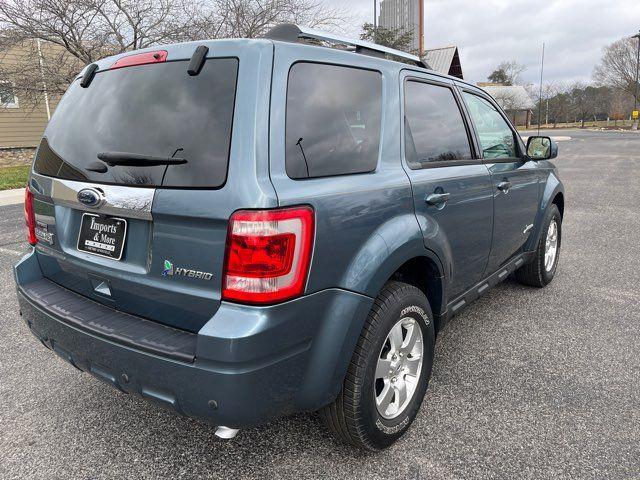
left=462, top=93, right=517, bottom=159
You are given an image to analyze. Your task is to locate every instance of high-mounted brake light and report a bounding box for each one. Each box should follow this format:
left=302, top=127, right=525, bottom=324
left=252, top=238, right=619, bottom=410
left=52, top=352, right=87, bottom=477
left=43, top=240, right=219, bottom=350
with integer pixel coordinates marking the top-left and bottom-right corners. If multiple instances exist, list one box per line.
left=111, top=50, right=168, bottom=70
left=222, top=206, right=315, bottom=305
left=24, top=186, right=37, bottom=245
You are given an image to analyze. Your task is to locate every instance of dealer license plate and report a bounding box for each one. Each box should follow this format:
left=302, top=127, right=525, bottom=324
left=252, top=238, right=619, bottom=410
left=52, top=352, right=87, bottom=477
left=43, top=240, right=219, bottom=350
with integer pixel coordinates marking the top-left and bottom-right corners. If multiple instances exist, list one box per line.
left=77, top=213, right=127, bottom=260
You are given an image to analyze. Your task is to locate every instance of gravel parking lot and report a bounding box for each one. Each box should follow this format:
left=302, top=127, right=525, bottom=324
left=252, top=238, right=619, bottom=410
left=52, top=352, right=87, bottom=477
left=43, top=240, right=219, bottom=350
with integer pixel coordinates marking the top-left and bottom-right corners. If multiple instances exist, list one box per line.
left=1, top=129, right=638, bottom=479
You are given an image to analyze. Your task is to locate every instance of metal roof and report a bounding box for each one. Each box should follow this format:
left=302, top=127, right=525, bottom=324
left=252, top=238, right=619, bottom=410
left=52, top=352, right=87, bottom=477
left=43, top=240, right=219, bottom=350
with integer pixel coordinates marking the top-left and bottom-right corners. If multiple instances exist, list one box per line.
left=422, top=46, right=463, bottom=79
left=480, top=85, right=536, bottom=111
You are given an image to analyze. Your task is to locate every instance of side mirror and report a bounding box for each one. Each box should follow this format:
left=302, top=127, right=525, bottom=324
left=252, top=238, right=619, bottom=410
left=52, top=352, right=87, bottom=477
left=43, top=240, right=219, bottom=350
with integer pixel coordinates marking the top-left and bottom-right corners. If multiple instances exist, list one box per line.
left=526, top=136, right=558, bottom=160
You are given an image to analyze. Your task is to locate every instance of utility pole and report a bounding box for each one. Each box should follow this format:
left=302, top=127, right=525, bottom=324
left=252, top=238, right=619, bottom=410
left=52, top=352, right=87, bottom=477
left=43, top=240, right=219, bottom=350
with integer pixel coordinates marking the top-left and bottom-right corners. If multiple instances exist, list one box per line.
left=632, top=30, right=640, bottom=130
left=546, top=97, right=549, bottom=126
left=35, top=10, right=51, bottom=121
left=538, top=42, right=545, bottom=135
left=374, top=0, right=377, bottom=30
left=36, top=39, right=51, bottom=121
left=418, top=0, right=425, bottom=55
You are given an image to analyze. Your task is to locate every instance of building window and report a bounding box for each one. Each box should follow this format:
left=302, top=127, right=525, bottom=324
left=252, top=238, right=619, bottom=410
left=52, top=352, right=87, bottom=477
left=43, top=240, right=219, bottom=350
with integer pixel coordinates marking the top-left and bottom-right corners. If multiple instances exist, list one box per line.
left=0, top=83, right=18, bottom=108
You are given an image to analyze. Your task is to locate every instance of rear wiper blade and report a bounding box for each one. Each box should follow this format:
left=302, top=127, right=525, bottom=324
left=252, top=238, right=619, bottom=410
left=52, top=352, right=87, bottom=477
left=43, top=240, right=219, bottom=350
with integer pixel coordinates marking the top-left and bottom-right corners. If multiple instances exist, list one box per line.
left=97, top=151, right=188, bottom=167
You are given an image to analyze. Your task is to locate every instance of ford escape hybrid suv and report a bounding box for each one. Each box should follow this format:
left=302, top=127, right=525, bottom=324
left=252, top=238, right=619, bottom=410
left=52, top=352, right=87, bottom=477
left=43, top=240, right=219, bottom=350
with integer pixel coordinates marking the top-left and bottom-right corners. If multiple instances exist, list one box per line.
left=14, top=24, right=564, bottom=450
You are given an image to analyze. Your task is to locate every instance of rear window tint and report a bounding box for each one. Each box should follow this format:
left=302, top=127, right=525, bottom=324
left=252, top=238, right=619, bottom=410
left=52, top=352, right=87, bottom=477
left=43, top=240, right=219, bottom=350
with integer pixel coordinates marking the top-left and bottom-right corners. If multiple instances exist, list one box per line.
left=285, top=63, right=382, bottom=179
left=34, top=58, right=238, bottom=188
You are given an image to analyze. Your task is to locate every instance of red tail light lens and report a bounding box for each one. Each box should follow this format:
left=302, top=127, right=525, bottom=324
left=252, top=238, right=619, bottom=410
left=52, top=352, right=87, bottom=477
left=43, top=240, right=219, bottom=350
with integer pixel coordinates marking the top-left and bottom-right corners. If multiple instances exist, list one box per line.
left=223, top=206, right=315, bottom=304
left=24, top=186, right=37, bottom=245
left=111, top=50, right=167, bottom=70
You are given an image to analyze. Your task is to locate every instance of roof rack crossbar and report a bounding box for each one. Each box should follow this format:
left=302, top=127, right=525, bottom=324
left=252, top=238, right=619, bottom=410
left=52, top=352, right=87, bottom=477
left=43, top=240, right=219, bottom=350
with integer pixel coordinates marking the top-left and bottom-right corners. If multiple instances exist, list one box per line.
left=264, top=24, right=429, bottom=69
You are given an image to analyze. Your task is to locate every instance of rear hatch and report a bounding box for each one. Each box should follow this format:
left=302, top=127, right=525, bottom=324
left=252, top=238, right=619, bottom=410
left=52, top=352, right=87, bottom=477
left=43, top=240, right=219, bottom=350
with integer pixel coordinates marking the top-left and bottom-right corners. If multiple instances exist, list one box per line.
left=29, top=42, right=274, bottom=332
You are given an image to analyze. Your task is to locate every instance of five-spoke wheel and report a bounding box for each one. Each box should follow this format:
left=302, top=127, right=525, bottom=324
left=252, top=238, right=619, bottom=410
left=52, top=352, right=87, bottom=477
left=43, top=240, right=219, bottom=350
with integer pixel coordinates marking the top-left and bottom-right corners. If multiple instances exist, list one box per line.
left=375, top=317, right=423, bottom=419
left=544, top=219, right=558, bottom=272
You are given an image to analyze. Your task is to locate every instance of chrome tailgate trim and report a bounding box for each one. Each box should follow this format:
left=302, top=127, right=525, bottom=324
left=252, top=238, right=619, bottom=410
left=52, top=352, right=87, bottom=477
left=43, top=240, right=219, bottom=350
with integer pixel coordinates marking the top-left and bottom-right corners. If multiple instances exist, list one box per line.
left=50, top=178, right=155, bottom=220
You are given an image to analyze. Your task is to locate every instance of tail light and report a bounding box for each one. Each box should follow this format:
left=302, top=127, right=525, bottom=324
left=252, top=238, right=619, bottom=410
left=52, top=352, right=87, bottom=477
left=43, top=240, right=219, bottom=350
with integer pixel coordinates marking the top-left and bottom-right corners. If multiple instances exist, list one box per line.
left=24, top=186, right=37, bottom=245
left=222, top=206, right=315, bottom=305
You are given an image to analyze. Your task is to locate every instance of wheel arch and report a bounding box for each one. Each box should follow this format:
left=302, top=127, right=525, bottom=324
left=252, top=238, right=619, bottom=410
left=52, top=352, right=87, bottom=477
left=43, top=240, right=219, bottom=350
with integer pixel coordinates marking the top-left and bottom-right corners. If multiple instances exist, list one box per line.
left=389, top=256, right=445, bottom=333
left=305, top=215, right=449, bottom=411
left=339, top=214, right=448, bottom=311
left=525, top=171, right=565, bottom=251
left=552, top=191, right=564, bottom=219
left=297, top=246, right=447, bottom=412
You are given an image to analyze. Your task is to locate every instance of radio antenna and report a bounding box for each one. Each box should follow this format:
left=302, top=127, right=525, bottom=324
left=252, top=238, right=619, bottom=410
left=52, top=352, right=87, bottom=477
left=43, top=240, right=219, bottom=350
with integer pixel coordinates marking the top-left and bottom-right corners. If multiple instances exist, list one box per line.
left=537, top=42, right=545, bottom=135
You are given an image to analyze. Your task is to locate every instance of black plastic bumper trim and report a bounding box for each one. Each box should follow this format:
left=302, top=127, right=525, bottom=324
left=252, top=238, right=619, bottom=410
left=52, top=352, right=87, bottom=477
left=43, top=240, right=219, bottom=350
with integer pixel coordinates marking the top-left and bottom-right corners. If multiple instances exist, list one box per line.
left=18, top=278, right=197, bottom=363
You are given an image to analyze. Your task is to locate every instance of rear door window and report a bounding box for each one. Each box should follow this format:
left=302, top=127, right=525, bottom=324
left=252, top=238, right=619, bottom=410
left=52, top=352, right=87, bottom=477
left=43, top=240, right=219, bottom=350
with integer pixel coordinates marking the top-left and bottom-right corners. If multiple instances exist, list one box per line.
left=404, top=80, right=472, bottom=168
left=285, top=63, right=382, bottom=179
left=34, top=58, right=239, bottom=188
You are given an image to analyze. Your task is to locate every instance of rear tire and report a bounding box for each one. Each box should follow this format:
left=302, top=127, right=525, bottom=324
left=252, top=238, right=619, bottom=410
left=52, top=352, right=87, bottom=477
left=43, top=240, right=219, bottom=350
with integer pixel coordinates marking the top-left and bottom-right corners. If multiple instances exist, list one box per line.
left=320, top=281, right=435, bottom=450
left=516, top=204, right=562, bottom=287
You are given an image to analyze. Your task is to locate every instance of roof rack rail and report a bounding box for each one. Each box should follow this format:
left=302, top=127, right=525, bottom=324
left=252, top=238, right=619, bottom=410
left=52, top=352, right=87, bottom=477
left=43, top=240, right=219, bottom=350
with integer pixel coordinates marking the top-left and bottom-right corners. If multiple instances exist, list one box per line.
left=264, top=24, right=430, bottom=69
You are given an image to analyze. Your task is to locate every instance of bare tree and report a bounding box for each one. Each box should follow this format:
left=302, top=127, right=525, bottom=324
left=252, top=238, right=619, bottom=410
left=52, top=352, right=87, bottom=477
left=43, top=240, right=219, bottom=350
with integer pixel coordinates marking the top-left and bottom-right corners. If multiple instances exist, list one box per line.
left=0, top=0, right=207, bottom=63
left=487, top=60, right=527, bottom=86
left=585, top=86, right=611, bottom=121
left=540, top=82, right=631, bottom=127
left=544, top=82, right=571, bottom=127
left=0, top=0, right=347, bottom=107
left=609, top=89, right=634, bottom=124
left=0, top=0, right=211, bottom=106
left=208, top=0, right=346, bottom=39
left=594, top=37, right=639, bottom=104
left=566, top=81, right=612, bottom=127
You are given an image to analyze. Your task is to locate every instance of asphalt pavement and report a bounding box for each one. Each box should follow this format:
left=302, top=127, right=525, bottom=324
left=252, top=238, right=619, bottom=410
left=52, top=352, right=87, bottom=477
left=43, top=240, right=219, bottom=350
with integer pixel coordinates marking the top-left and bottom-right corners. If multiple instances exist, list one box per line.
left=0, top=129, right=638, bottom=479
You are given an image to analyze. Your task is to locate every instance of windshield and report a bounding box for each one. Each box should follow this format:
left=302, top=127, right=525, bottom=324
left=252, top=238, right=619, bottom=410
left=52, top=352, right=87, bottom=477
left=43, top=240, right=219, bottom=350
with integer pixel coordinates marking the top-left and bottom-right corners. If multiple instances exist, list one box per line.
left=34, top=58, right=238, bottom=188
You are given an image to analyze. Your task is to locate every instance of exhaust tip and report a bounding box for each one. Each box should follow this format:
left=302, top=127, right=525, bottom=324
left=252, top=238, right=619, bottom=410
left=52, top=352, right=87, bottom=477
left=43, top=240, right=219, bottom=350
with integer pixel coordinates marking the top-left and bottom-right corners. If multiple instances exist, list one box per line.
left=215, top=426, right=240, bottom=439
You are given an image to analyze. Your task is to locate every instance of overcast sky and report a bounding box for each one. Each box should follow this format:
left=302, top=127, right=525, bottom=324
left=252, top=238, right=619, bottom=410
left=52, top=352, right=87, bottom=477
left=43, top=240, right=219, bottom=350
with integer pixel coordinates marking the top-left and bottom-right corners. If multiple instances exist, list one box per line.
left=326, top=0, right=640, bottom=86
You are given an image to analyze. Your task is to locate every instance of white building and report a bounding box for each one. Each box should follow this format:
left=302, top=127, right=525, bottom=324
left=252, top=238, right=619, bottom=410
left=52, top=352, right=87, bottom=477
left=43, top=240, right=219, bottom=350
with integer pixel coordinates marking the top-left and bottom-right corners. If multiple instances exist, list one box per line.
left=479, top=84, right=536, bottom=127
left=378, top=0, right=422, bottom=53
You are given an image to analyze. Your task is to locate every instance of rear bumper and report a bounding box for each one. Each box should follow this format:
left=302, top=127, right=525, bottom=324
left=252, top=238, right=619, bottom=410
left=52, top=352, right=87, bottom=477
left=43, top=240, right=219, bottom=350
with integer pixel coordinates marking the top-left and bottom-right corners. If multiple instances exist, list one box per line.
left=14, top=251, right=373, bottom=428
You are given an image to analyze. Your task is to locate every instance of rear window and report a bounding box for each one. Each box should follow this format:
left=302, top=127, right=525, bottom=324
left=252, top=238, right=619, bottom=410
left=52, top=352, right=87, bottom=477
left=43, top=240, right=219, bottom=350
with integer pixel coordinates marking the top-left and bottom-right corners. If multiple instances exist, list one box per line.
left=285, top=63, right=382, bottom=179
left=34, top=58, right=238, bottom=188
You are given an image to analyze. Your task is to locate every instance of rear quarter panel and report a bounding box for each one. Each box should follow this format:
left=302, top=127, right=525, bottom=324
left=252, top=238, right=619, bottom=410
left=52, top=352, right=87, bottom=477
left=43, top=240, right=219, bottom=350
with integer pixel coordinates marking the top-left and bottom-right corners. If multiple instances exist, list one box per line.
left=268, top=43, right=439, bottom=301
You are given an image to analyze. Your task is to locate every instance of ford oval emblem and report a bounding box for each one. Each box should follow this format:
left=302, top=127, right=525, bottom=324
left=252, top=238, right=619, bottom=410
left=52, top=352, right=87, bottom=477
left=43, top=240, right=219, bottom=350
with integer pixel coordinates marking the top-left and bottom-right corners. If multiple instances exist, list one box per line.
left=77, top=188, right=104, bottom=208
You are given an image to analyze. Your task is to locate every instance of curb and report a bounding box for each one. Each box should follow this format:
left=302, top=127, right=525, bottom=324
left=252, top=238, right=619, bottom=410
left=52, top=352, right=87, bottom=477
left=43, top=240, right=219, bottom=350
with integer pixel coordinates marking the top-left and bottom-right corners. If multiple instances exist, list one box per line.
left=0, top=188, right=24, bottom=207
left=521, top=136, right=572, bottom=142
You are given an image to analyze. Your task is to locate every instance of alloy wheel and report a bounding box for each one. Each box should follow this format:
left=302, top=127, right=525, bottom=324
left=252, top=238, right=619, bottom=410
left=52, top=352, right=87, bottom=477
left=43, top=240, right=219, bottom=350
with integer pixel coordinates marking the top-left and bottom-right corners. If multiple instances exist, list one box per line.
left=374, top=317, right=424, bottom=420
left=545, top=219, right=559, bottom=272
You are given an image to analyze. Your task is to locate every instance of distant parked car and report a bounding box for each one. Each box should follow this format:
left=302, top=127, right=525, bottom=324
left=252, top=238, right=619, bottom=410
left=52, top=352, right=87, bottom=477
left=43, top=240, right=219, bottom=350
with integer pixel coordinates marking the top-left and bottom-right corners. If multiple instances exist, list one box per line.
left=14, top=24, right=564, bottom=450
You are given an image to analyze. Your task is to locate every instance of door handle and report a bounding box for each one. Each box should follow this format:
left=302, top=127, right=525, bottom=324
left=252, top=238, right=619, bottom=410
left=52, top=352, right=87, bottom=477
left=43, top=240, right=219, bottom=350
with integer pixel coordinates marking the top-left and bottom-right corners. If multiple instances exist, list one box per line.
left=425, top=192, right=451, bottom=205
left=497, top=180, right=512, bottom=192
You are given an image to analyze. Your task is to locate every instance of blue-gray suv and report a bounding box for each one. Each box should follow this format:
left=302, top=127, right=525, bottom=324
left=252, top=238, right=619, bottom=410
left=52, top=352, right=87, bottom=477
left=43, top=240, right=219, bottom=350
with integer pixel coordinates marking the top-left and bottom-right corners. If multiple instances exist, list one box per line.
left=14, top=24, right=564, bottom=450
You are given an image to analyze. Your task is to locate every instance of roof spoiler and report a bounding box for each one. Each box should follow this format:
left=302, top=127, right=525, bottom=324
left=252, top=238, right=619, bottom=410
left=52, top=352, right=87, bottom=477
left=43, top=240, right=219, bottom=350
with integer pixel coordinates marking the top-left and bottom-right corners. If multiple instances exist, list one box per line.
left=263, top=24, right=430, bottom=69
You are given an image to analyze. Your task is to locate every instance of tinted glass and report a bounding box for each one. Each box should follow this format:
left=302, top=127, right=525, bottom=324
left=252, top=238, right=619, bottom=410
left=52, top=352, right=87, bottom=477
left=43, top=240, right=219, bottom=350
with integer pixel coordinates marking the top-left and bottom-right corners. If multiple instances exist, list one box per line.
left=34, top=58, right=238, bottom=188
left=404, top=81, right=472, bottom=168
left=286, top=63, right=382, bottom=179
left=462, top=92, right=518, bottom=159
